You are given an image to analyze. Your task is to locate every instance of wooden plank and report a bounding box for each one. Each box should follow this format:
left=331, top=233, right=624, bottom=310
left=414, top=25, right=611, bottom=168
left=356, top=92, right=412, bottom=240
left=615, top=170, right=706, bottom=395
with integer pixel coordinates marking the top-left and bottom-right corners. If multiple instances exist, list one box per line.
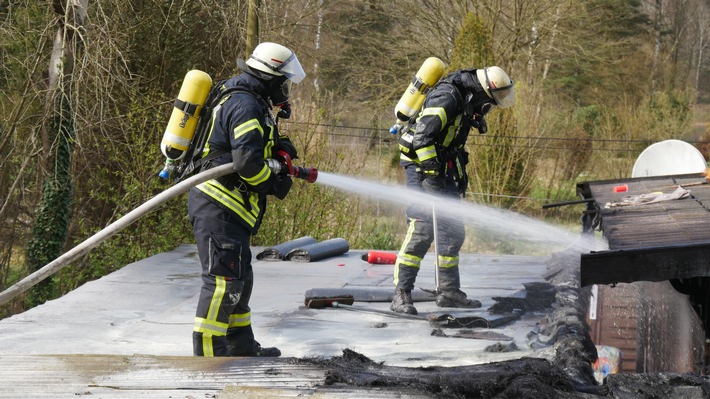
left=599, top=323, right=638, bottom=337
left=606, top=299, right=640, bottom=308
left=580, top=243, right=710, bottom=286
left=600, top=317, right=637, bottom=329
left=601, top=336, right=637, bottom=351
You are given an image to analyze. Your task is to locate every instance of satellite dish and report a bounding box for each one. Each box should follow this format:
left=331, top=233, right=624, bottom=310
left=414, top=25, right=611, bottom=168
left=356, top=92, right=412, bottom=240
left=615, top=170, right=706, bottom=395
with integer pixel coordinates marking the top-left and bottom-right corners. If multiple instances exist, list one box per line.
left=631, top=139, right=707, bottom=178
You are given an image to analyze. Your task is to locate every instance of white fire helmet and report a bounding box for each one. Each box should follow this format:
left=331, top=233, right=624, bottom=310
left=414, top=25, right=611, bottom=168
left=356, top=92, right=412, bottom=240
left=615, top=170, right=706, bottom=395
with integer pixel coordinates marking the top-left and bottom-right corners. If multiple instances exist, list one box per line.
left=245, top=42, right=306, bottom=84
left=476, top=66, right=515, bottom=108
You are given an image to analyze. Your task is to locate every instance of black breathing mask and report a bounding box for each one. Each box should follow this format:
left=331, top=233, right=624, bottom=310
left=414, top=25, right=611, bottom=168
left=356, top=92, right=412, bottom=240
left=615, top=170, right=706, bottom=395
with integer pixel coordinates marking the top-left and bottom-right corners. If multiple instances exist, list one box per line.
left=454, top=69, right=495, bottom=116
left=270, top=76, right=291, bottom=107
left=473, top=99, right=495, bottom=116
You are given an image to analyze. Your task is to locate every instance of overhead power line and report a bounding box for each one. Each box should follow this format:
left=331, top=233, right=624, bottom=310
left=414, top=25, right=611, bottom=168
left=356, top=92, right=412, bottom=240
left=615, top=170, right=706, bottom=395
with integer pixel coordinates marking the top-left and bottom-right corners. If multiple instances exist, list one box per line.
left=280, top=120, right=710, bottom=150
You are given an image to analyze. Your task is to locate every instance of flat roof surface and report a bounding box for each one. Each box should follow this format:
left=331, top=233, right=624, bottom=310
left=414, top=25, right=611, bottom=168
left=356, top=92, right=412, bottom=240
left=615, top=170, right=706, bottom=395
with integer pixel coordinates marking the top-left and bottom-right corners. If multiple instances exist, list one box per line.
left=0, top=243, right=561, bottom=398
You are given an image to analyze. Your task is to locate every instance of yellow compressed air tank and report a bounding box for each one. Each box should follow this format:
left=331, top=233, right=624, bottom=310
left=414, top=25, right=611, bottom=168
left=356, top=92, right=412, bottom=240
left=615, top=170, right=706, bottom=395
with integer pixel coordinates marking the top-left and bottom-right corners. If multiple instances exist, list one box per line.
left=393, top=57, right=445, bottom=124
left=160, top=70, right=213, bottom=161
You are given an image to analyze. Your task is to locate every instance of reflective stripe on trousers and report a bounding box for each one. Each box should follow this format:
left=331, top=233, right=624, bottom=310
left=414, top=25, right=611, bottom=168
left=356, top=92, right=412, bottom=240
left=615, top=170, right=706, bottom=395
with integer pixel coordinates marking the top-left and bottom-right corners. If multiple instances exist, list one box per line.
left=188, top=189, right=255, bottom=357
left=393, top=164, right=465, bottom=291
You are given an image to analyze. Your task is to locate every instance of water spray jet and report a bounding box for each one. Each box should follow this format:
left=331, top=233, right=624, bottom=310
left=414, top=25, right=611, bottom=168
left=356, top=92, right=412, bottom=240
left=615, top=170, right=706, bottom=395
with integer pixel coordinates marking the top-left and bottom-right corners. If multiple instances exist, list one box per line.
left=314, top=172, right=601, bottom=254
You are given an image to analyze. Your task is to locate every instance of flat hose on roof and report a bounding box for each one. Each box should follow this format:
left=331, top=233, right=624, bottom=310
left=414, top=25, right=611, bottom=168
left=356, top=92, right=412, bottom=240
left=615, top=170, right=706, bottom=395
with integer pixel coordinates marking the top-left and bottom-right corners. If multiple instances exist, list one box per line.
left=305, top=286, right=436, bottom=302
left=286, top=238, right=350, bottom=262
left=256, top=236, right=318, bottom=261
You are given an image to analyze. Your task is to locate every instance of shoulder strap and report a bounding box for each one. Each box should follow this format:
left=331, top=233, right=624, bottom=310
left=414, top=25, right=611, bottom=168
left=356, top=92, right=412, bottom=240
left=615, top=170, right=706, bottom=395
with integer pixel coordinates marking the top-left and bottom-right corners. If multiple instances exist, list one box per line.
left=174, top=86, right=251, bottom=182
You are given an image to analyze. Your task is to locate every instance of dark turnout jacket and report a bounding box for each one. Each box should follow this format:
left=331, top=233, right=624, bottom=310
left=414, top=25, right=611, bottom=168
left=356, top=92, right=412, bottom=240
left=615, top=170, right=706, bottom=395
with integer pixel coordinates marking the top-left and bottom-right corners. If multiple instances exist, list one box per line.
left=193, top=73, right=282, bottom=234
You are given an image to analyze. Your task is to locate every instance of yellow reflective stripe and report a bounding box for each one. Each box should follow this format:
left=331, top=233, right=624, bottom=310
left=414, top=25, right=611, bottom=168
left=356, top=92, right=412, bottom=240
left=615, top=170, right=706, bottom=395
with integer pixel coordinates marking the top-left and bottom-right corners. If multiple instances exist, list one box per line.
left=208, top=276, right=227, bottom=322
left=193, top=276, right=231, bottom=357
left=400, top=153, right=417, bottom=163
left=194, top=316, right=228, bottom=357
left=242, top=164, right=271, bottom=186
left=421, top=106, right=447, bottom=127
left=416, top=145, right=437, bottom=162
left=396, top=253, right=421, bottom=268
left=443, top=115, right=462, bottom=147
left=265, top=129, right=275, bottom=158
left=394, top=219, right=423, bottom=287
left=193, top=317, right=229, bottom=336
left=196, top=181, right=258, bottom=227
left=202, top=106, right=221, bottom=157
left=204, top=180, right=242, bottom=202
left=438, top=255, right=459, bottom=268
left=203, top=335, right=213, bottom=356
left=229, top=311, right=252, bottom=328
left=248, top=192, right=260, bottom=211
left=454, top=154, right=464, bottom=179
left=233, top=119, right=263, bottom=139
left=396, top=218, right=423, bottom=268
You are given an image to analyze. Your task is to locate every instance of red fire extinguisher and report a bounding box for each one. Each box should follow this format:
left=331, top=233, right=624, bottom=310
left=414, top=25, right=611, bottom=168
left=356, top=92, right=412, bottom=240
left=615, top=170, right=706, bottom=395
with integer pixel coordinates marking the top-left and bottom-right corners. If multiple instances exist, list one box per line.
left=362, top=251, right=397, bottom=264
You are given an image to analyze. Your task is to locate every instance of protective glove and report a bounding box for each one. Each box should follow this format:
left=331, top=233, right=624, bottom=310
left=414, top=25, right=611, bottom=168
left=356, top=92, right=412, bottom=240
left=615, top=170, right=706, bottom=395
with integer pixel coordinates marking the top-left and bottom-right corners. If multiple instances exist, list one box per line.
left=422, top=175, right=445, bottom=193
left=275, top=136, right=298, bottom=160
left=471, top=114, right=487, bottom=134
left=277, top=102, right=292, bottom=119
left=270, top=175, right=293, bottom=200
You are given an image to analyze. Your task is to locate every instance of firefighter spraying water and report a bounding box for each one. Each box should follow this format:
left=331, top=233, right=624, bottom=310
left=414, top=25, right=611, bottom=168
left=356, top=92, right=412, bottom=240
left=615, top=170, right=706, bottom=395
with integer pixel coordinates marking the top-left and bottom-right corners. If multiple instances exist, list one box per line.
left=184, top=42, right=315, bottom=358
left=0, top=44, right=318, bottom=313
left=157, top=69, right=318, bottom=185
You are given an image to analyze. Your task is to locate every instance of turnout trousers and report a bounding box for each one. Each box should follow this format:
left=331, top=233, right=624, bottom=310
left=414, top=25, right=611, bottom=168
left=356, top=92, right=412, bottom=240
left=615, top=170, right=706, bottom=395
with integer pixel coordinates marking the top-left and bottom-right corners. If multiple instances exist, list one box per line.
left=188, top=188, right=257, bottom=357
left=394, top=163, right=466, bottom=291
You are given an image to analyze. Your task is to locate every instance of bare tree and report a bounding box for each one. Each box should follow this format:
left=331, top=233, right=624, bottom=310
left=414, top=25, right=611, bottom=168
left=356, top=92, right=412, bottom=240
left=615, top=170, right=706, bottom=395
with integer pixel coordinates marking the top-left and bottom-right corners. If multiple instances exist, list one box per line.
left=25, top=0, right=88, bottom=307
left=694, top=4, right=710, bottom=93
left=650, top=0, right=663, bottom=92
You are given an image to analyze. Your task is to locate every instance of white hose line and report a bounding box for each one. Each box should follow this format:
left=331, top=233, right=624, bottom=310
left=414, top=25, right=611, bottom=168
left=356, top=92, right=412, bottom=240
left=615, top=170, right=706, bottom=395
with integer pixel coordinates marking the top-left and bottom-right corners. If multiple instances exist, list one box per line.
left=0, top=163, right=235, bottom=306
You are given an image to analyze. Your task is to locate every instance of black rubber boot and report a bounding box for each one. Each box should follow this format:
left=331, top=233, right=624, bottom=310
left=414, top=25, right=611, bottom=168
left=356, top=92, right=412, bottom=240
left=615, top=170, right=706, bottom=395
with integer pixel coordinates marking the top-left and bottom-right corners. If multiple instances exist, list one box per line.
left=227, top=325, right=281, bottom=357
left=229, top=340, right=281, bottom=357
left=436, top=288, right=482, bottom=308
left=390, top=288, right=418, bottom=315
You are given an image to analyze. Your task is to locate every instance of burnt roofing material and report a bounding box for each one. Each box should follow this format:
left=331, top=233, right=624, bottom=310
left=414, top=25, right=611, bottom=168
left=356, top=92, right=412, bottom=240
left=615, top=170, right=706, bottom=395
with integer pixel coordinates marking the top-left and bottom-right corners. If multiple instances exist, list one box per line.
left=577, top=172, right=710, bottom=286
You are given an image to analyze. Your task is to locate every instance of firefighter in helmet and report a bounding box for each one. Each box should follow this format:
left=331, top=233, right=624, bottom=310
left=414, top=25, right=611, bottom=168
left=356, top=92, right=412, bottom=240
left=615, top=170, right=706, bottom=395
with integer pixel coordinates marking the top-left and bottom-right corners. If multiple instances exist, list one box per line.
left=188, top=42, right=306, bottom=356
left=392, top=66, right=515, bottom=315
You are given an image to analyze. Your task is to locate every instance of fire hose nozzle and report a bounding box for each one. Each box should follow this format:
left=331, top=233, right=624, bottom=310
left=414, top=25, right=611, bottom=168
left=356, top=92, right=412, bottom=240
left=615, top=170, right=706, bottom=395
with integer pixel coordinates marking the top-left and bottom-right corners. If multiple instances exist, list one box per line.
left=292, top=166, right=318, bottom=183
left=275, top=150, right=318, bottom=183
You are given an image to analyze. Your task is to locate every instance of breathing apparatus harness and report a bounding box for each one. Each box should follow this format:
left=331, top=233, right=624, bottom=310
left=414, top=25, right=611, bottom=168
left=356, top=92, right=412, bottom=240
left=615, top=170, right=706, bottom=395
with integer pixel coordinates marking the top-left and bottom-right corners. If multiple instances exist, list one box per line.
left=175, top=83, right=252, bottom=183
left=399, top=69, right=494, bottom=196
